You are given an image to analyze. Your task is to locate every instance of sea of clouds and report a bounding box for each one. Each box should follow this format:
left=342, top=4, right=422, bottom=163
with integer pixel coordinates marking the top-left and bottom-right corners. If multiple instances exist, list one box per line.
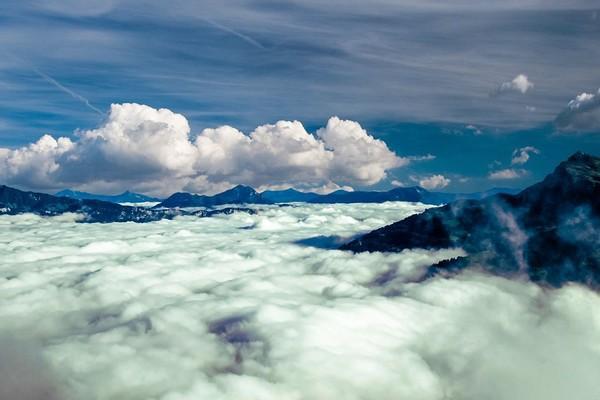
left=1, top=202, right=600, bottom=400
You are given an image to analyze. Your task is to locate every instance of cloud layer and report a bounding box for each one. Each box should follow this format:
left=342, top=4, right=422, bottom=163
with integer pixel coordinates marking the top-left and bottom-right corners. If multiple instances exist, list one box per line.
left=1, top=202, right=600, bottom=400
left=0, top=103, right=405, bottom=196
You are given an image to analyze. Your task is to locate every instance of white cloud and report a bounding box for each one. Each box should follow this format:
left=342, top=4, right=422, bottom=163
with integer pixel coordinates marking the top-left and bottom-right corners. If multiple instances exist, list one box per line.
left=2, top=134, right=75, bottom=190
left=555, top=88, right=600, bottom=132
left=0, top=104, right=406, bottom=196
left=511, top=146, right=540, bottom=165
left=391, top=179, right=405, bottom=187
left=316, top=117, right=407, bottom=184
left=407, top=154, right=436, bottom=162
left=488, top=168, right=527, bottom=180
left=465, top=124, right=483, bottom=135
left=415, top=174, right=451, bottom=190
left=569, top=92, right=597, bottom=108
left=1, top=202, right=600, bottom=400
left=497, top=74, right=534, bottom=94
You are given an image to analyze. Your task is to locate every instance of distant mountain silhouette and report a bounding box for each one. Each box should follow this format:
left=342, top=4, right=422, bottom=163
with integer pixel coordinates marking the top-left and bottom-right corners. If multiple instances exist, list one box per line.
left=342, top=152, right=600, bottom=288
left=157, top=185, right=271, bottom=208
left=56, top=189, right=161, bottom=203
left=1, top=182, right=519, bottom=221
left=261, top=188, right=320, bottom=203
left=0, top=186, right=253, bottom=223
left=309, top=187, right=518, bottom=204
left=161, top=185, right=519, bottom=207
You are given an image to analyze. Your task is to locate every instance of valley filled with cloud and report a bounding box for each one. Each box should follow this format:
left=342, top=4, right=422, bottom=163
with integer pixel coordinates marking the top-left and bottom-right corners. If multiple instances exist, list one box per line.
left=2, top=202, right=599, bottom=400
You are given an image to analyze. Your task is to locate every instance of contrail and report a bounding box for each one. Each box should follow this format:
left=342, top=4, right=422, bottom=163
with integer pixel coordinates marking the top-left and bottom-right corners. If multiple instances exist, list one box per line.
left=31, top=68, right=105, bottom=116
left=202, top=18, right=265, bottom=49
left=3, top=51, right=106, bottom=116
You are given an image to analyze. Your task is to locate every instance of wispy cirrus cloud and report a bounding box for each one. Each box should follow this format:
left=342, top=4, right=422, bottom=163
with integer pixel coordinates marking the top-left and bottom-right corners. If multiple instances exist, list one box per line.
left=201, top=18, right=266, bottom=49
left=1, top=0, right=600, bottom=144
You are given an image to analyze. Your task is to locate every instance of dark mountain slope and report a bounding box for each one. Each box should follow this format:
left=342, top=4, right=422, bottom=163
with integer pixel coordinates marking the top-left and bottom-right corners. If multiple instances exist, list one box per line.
left=341, top=152, right=600, bottom=287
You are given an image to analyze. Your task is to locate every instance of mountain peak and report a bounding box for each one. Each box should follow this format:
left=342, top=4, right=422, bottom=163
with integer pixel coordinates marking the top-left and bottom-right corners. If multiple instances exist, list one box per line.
left=56, top=189, right=77, bottom=196
left=156, top=184, right=268, bottom=208
left=562, top=151, right=600, bottom=179
left=228, top=184, right=256, bottom=193
left=342, top=152, right=600, bottom=287
left=567, top=151, right=593, bottom=162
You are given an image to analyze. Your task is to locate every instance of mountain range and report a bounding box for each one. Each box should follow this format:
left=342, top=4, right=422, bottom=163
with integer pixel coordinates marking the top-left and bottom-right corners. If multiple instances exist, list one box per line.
left=56, top=189, right=161, bottom=203
left=155, top=185, right=519, bottom=208
left=53, top=185, right=519, bottom=208
left=0, top=182, right=520, bottom=223
left=0, top=185, right=254, bottom=223
left=342, top=152, right=600, bottom=288
left=263, top=186, right=519, bottom=204
left=2, top=151, right=599, bottom=288
left=157, top=185, right=268, bottom=208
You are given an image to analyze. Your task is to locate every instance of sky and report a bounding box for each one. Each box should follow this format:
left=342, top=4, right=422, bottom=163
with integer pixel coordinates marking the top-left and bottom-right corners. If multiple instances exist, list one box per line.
left=0, top=0, right=599, bottom=195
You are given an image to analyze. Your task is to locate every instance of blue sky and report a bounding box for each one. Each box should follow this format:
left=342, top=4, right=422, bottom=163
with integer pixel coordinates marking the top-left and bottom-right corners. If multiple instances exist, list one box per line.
left=0, top=0, right=599, bottom=194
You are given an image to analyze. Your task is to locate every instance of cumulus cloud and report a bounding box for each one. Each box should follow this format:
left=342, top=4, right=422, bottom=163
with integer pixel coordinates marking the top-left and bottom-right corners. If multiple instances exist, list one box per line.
left=494, top=74, right=534, bottom=95
left=511, top=146, right=540, bottom=165
left=1, top=203, right=600, bottom=400
left=555, top=88, right=600, bottom=132
left=0, top=104, right=406, bottom=196
left=488, top=168, right=527, bottom=180
left=414, top=174, right=451, bottom=190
